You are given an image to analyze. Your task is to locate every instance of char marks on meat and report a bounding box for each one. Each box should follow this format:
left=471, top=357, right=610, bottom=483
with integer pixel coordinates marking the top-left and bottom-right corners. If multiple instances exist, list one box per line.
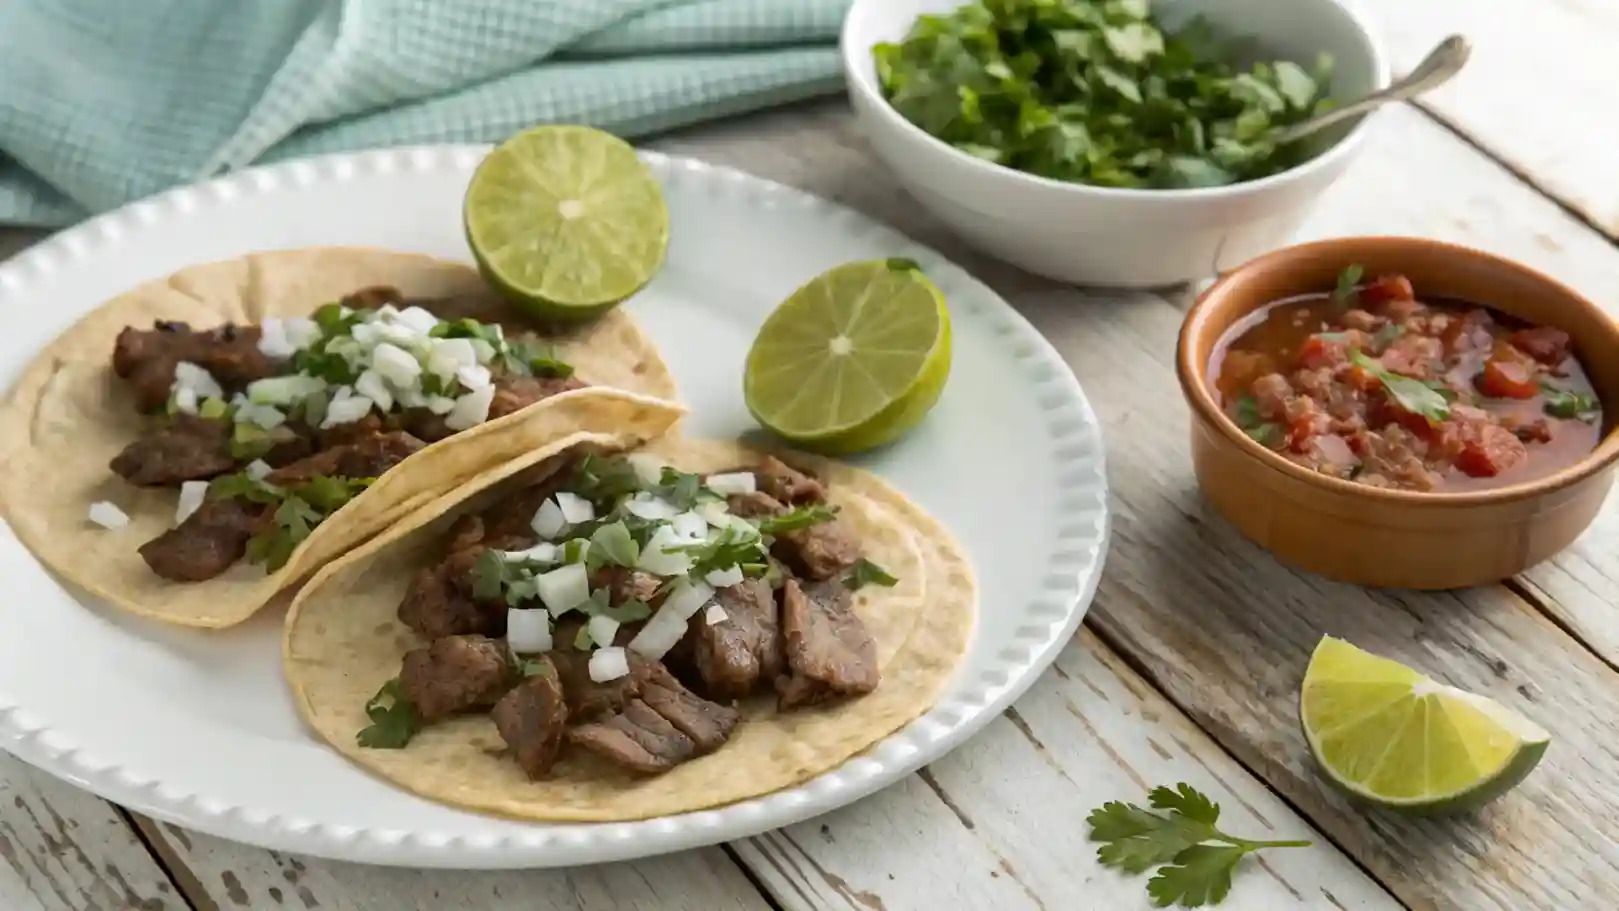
left=690, top=577, right=783, bottom=701
left=113, top=322, right=277, bottom=412
left=109, top=413, right=235, bottom=486
left=638, top=663, right=739, bottom=753
left=266, top=430, right=426, bottom=485
left=397, top=635, right=514, bottom=722
left=492, top=657, right=570, bottom=779
left=398, top=560, right=502, bottom=639
left=138, top=497, right=264, bottom=581
left=549, top=639, right=653, bottom=719
left=776, top=577, right=880, bottom=710
left=568, top=699, right=697, bottom=774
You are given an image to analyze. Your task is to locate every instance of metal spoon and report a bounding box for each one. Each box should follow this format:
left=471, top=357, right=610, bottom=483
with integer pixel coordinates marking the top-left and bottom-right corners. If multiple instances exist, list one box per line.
left=1267, top=34, right=1472, bottom=147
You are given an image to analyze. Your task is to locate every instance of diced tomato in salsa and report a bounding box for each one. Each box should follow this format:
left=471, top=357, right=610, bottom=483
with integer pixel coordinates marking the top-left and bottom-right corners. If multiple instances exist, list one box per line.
left=1359, top=275, right=1415, bottom=304
left=1456, top=425, right=1529, bottom=478
left=1479, top=358, right=1538, bottom=399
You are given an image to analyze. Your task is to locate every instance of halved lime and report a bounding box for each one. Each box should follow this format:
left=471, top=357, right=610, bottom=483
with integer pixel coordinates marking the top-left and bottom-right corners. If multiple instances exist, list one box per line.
left=464, top=125, right=669, bottom=321
left=743, top=258, right=951, bottom=455
left=1300, top=636, right=1549, bottom=814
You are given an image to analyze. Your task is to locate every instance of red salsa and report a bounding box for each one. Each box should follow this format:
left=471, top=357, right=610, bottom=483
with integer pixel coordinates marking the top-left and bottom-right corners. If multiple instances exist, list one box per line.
left=1212, top=268, right=1603, bottom=492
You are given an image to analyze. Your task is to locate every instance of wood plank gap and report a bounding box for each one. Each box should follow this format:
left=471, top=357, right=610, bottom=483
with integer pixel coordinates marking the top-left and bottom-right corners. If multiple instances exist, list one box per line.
left=1405, top=100, right=1619, bottom=251
left=115, top=813, right=212, bottom=911
left=1499, top=575, right=1619, bottom=673
left=722, top=842, right=790, bottom=911
left=1080, top=615, right=1419, bottom=911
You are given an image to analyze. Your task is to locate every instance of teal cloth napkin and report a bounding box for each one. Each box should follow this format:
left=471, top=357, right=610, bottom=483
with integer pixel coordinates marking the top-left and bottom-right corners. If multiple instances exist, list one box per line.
left=0, top=0, right=852, bottom=228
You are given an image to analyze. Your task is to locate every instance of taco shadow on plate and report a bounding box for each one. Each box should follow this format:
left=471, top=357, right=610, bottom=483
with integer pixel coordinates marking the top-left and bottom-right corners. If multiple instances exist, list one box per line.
left=0, top=247, right=683, bottom=628
left=282, top=435, right=977, bottom=822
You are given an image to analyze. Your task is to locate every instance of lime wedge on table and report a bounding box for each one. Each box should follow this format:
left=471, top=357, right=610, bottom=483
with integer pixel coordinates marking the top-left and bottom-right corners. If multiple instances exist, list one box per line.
left=1300, top=636, right=1549, bottom=813
left=464, top=125, right=669, bottom=321
left=744, top=259, right=952, bottom=455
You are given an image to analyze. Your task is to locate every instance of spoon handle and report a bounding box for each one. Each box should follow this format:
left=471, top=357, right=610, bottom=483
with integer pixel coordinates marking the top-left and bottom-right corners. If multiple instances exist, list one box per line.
left=1268, top=35, right=1472, bottom=146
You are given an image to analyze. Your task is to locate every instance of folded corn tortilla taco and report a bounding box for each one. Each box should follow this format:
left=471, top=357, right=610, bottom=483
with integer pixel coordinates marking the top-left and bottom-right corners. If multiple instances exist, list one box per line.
left=283, top=434, right=976, bottom=822
left=0, top=247, right=684, bottom=628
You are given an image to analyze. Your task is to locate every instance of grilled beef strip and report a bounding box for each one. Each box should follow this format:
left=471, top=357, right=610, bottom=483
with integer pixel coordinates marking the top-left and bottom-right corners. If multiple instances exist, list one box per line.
left=138, top=497, right=266, bottom=581
left=113, top=321, right=279, bottom=412
left=110, top=413, right=237, bottom=486
left=397, top=635, right=516, bottom=722
left=726, top=490, right=862, bottom=581
left=492, top=656, right=570, bottom=778
left=776, top=577, right=880, bottom=710
left=567, top=699, right=697, bottom=774
left=752, top=455, right=828, bottom=505
left=688, top=577, right=783, bottom=701
left=263, top=429, right=425, bottom=485
left=638, top=662, right=739, bottom=753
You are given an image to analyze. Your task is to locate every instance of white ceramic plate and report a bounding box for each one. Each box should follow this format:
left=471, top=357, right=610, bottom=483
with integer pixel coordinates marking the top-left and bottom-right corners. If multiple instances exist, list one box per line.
left=0, top=146, right=1109, bottom=868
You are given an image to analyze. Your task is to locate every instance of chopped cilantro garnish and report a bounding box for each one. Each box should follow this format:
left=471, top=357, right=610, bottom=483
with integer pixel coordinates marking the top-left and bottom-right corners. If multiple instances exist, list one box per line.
left=654, top=467, right=704, bottom=510
left=587, top=520, right=640, bottom=569
left=1541, top=381, right=1601, bottom=423
left=566, top=454, right=646, bottom=505
left=227, top=422, right=298, bottom=460
left=1350, top=350, right=1450, bottom=422
left=211, top=471, right=374, bottom=572
left=1229, top=394, right=1283, bottom=449
left=671, top=525, right=768, bottom=578
left=757, top=505, right=838, bottom=535
left=847, top=558, right=900, bottom=590
left=356, top=679, right=422, bottom=749
left=601, top=597, right=653, bottom=624
left=1333, top=264, right=1363, bottom=305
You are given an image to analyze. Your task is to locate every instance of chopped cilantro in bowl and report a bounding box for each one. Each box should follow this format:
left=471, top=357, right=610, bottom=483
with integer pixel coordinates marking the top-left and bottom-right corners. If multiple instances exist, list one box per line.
left=872, top=0, right=1337, bottom=190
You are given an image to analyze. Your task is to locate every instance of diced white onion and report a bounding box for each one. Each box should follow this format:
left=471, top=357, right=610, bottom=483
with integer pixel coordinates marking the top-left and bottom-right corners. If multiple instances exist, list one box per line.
left=506, top=608, right=553, bottom=654
left=531, top=498, right=568, bottom=539
left=697, top=500, right=732, bottom=527
left=331, top=384, right=353, bottom=402
left=371, top=342, right=422, bottom=386
left=554, top=491, right=595, bottom=524
left=664, top=580, right=715, bottom=621
left=396, top=387, right=427, bottom=409
left=587, top=615, right=621, bottom=649
left=425, top=395, right=456, bottom=415
left=236, top=402, right=286, bottom=430
left=350, top=322, right=382, bottom=347
left=705, top=472, right=756, bottom=496
left=327, top=337, right=364, bottom=364
left=671, top=511, right=709, bottom=541
left=396, top=306, right=441, bottom=336
left=284, top=316, right=321, bottom=349
left=628, top=583, right=711, bottom=661
left=354, top=369, right=394, bottom=413
left=536, top=562, right=590, bottom=616
left=589, top=646, right=630, bottom=683
left=502, top=542, right=558, bottom=564
left=469, top=338, right=497, bottom=364
left=321, top=394, right=374, bottom=428
left=624, top=493, right=678, bottom=521
left=635, top=525, right=694, bottom=576
left=375, top=303, right=399, bottom=319
left=171, top=386, right=199, bottom=415
left=257, top=317, right=294, bottom=358
left=375, top=321, right=423, bottom=348
left=173, top=361, right=225, bottom=400
left=705, top=603, right=728, bottom=626
left=455, top=364, right=492, bottom=391
left=245, top=459, right=272, bottom=480
left=443, top=384, right=494, bottom=432
left=87, top=501, right=130, bottom=530
left=627, top=453, right=667, bottom=486
left=247, top=374, right=325, bottom=406
left=175, top=480, right=209, bottom=524
left=705, top=565, right=745, bottom=588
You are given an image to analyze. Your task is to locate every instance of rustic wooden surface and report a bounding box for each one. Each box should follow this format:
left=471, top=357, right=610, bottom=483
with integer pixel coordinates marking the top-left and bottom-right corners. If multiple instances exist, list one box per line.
left=3, top=3, right=1618, bottom=907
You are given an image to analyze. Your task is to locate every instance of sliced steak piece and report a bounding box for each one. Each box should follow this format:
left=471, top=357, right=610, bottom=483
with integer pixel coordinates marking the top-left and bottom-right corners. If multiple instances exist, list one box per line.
left=312, top=412, right=388, bottom=450
left=567, top=699, right=696, bottom=774
left=478, top=463, right=577, bottom=542
left=492, top=657, right=570, bottom=779
left=489, top=374, right=589, bottom=420
left=396, top=635, right=513, bottom=723
left=110, top=414, right=235, bottom=486
left=726, top=490, right=784, bottom=520
left=340, top=286, right=403, bottom=309
left=397, top=560, right=503, bottom=639
left=776, top=577, right=880, bottom=710
left=397, top=408, right=458, bottom=444
left=590, top=566, right=663, bottom=606
left=265, top=430, right=425, bottom=485
left=752, top=455, right=827, bottom=505
left=138, top=497, right=264, bottom=581
left=690, top=578, right=783, bottom=701
left=775, top=520, right=862, bottom=581
left=549, top=636, right=653, bottom=720
left=113, top=322, right=278, bottom=412
left=640, top=663, right=739, bottom=753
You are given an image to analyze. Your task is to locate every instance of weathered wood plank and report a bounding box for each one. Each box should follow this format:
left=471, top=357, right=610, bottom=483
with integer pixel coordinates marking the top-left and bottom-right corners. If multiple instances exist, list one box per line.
left=733, top=630, right=1397, bottom=911
left=0, top=754, right=180, bottom=910
left=1360, top=0, right=1619, bottom=237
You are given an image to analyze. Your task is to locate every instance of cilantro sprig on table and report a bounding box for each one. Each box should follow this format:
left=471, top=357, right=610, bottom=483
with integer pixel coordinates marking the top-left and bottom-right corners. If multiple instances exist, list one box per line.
left=873, top=0, right=1335, bottom=190
left=1089, top=783, right=1310, bottom=907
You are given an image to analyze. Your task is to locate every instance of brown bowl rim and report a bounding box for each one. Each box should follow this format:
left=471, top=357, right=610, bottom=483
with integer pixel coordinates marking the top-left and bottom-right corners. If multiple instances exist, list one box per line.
left=1176, top=235, right=1619, bottom=508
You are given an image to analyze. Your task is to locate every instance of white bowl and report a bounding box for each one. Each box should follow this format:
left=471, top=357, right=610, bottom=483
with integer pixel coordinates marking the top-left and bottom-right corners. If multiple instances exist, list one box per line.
left=840, top=0, right=1390, bottom=289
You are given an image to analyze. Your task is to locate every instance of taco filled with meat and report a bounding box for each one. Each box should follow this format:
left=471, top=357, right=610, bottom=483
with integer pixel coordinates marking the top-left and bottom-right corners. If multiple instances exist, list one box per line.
left=282, top=435, right=976, bottom=821
left=0, top=247, right=683, bottom=628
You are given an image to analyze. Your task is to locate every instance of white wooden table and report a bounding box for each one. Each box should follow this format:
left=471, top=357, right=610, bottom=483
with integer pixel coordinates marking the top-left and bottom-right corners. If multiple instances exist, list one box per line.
left=1, top=3, right=1615, bottom=908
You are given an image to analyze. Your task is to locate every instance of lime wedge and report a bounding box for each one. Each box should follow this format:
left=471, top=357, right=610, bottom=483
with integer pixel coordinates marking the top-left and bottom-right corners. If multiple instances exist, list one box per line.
left=1300, top=636, right=1549, bottom=813
left=743, top=258, right=951, bottom=455
left=464, top=125, right=669, bottom=321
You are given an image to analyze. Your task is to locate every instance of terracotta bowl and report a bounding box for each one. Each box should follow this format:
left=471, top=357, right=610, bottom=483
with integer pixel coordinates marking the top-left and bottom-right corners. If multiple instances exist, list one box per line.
left=1176, top=236, right=1619, bottom=589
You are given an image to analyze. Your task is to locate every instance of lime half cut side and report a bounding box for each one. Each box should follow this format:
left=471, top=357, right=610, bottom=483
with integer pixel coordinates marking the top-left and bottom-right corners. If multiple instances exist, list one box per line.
left=465, top=125, right=669, bottom=321
left=1300, top=636, right=1549, bottom=814
left=743, top=258, right=952, bottom=456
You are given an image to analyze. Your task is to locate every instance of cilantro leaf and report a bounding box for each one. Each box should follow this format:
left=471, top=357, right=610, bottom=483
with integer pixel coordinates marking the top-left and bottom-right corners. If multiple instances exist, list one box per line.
left=216, top=473, right=374, bottom=572
left=1229, top=395, right=1283, bottom=449
left=589, top=520, right=640, bottom=568
left=757, top=505, right=838, bottom=535
left=601, top=597, right=653, bottom=624
left=356, top=679, right=422, bottom=749
left=671, top=525, right=767, bottom=578
left=1350, top=350, right=1450, bottom=422
left=654, top=467, right=704, bottom=510
left=1541, top=381, right=1601, bottom=423
left=566, top=454, right=646, bottom=505
left=472, top=549, right=509, bottom=602
left=1333, top=263, right=1363, bottom=304
left=1088, top=783, right=1309, bottom=907
left=228, top=421, right=299, bottom=460
left=847, top=558, right=899, bottom=590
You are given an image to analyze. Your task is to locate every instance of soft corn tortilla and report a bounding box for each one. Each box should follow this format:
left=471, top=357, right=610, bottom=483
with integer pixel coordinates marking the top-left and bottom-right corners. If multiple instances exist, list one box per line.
left=283, top=436, right=977, bottom=822
left=0, top=247, right=684, bottom=629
